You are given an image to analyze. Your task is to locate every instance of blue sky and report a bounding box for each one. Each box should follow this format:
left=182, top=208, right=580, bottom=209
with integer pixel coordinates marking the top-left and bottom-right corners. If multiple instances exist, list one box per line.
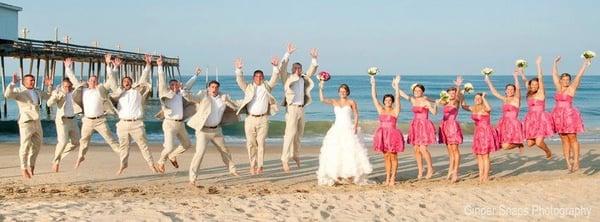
left=3, top=0, right=599, bottom=75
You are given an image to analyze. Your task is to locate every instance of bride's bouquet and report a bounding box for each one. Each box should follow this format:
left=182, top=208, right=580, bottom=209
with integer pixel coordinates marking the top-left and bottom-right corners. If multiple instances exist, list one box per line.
left=439, top=90, right=450, bottom=102
left=463, top=82, right=474, bottom=93
left=581, top=50, right=596, bottom=59
left=515, top=59, right=528, bottom=68
left=367, top=67, right=379, bottom=76
left=481, top=67, right=494, bottom=76
left=318, top=71, right=331, bottom=81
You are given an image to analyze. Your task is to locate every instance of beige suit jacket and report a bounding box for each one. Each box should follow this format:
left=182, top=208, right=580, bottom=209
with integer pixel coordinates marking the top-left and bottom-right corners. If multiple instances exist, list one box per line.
left=235, top=66, right=279, bottom=116
left=4, top=83, right=51, bottom=124
left=65, top=65, right=117, bottom=115
left=154, top=65, right=198, bottom=121
left=183, top=90, right=239, bottom=130
left=47, top=88, right=76, bottom=124
left=279, top=54, right=318, bottom=106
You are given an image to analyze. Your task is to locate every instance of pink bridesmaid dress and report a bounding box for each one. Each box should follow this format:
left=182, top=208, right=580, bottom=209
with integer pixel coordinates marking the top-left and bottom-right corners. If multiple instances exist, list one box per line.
left=523, top=98, right=554, bottom=139
left=407, top=106, right=436, bottom=145
left=471, top=114, right=500, bottom=154
left=438, top=106, right=463, bottom=145
left=496, top=104, right=525, bottom=144
left=552, top=92, right=584, bottom=134
left=373, top=115, right=405, bottom=153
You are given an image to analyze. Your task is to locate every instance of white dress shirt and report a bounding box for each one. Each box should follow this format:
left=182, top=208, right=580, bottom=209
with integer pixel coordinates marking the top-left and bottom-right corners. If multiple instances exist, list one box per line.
left=82, top=88, right=104, bottom=118
left=204, top=95, right=226, bottom=127
left=247, top=84, right=269, bottom=115
left=63, top=91, right=75, bottom=117
left=166, top=92, right=184, bottom=120
left=290, top=77, right=305, bottom=105
left=27, top=89, right=39, bottom=105
left=117, top=89, right=143, bottom=120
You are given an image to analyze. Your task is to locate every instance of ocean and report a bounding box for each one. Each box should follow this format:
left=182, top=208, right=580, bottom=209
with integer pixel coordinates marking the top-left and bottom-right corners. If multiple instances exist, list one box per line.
left=1, top=74, right=599, bottom=145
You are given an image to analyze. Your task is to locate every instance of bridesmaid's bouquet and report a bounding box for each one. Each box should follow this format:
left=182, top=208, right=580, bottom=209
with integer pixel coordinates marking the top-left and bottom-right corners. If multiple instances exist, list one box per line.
left=367, top=67, right=379, bottom=76
left=318, top=71, right=331, bottom=81
left=463, top=82, right=474, bottom=93
left=439, top=90, right=450, bottom=102
left=481, top=67, right=494, bottom=76
left=581, top=50, right=596, bottom=59
left=515, top=59, right=528, bottom=68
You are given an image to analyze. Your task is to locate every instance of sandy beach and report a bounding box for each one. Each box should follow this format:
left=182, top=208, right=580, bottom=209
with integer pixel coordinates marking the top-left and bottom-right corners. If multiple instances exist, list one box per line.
left=0, top=142, right=598, bottom=221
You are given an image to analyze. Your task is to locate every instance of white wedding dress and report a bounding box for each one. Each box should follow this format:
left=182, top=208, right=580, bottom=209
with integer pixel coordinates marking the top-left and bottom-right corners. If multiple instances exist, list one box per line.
left=316, top=105, right=373, bottom=186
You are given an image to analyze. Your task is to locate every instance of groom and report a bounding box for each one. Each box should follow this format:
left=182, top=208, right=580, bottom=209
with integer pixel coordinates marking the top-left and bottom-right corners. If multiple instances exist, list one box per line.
left=278, top=43, right=319, bottom=172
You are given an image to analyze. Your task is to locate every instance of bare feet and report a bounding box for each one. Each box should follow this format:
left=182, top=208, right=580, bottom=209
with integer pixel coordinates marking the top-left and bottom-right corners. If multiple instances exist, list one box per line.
left=545, top=150, right=552, bottom=160
left=249, top=166, right=256, bottom=175
left=230, top=171, right=239, bottom=176
left=21, top=169, right=31, bottom=179
left=149, top=164, right=159, bottom=173
left=425, top=169, right=434, bottom=179
left=256, top=167, right=264, bottom=174
left=157, top=163, right=165, bottom=173
left=293, top=157, right=300, bottom=168
left=282, top=162, right=290, bottom=173
left=169, top=158, right=179, bottom=168
left=116, top=164, right=127, bottom=175
left=450, top=173, right=458, bottom=183
left=75, top=156, right=85, bottom=169
left=417, top=169, right=423, bottom=180
left=572, top=162, right=580, bottom=172
left=30, top=166, right=35, bottom=176
left=189, top=181, right=197, bottom=187
left=446, top=171, right=452, bottom=180
left=52, top=163, right=59, bottom=173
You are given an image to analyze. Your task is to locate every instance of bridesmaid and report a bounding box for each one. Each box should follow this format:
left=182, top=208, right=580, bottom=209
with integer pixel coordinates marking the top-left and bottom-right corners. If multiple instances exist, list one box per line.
left=370, top=75, right=404, bottom=186
left=484, top=68, right=525, bottom=152
left=519, top=56, right=553, bottom=159
left=437, top=75, right=464, bottom=183
left=397, top=75, right=438, bottom=179
left=461, top=93, right=499, bottom=183
left=551, top=56, right=591, bottom=172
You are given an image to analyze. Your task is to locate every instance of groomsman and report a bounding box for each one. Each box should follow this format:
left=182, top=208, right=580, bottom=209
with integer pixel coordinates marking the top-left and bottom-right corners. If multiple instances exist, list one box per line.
left=4, top=72, right=52, bottom=178
left=181, top=77, right=240, bottom=185
left=65, top=55, right=120, bottom=168
left=47, top=76, right=80, bottom=173
left=108, top=55, right=156, bottom=175
left=278, top=43, right=319, bottom=172
left=235, top=57, right=280, bottom=175
left=155, top=56, right=199, bottom=173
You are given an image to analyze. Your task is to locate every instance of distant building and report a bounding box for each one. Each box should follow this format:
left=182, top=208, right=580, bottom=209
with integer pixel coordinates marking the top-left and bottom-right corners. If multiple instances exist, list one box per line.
left=0, top=2, right=22, bottom=41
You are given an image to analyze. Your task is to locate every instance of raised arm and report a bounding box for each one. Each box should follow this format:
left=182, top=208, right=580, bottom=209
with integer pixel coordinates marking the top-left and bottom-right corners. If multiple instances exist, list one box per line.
left=551, top=56, right=561, bottom=89
left=392, top=75, right=402, bottom=114
left=571, top=58, right=592, bottom=91
left=484, top=75, right=505, bottom=101
left=427, top=100, right=438, bottom=115
left=64, top=57, right=81, bottom=87
left=47, top=88, right=63, bottom=107
left=305, top=48, right=319, bottom=78
left=513, top=68, right=521, bottom=100
left=461, top=98, right=471, bottom=112
left=105, top=55, right=120, bottom=91
left=180, top=86, right=205, bottom=103
left=279, top=43, right=294, bottom=83
left=157, top=56, right=168, bottom=97
left=535, top=56, right=545, bottom=96
left=183, top=67, right=202, bottom=90
left=267, top=57, right=280, bottom=88
left=482, top=93, right=492, bottom=113
left=318, top=80, right=334, bottom=105
left=396, top=74, right=411, bottom=101
left=138, top=54, right=152, bottom=85
left=454, top=75, right=464, bottom=106
left=4, top=73, right=21, bottom=99
left=234, top=58, right=247, bottom=91
left=370, top=76, right=383, bottom=113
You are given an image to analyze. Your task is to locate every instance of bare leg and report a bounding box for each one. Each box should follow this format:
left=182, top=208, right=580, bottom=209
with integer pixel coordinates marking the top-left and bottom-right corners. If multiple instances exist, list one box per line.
left=383, top=152, right=390, bottom=186
left=534, top=137, right=552, bottom=159
left=420, top=145, right=434, bottom=179
left=390, top=153, right=398, bottom=186
left=446, top=145, right=453, bottom=180
left=568, top=134, right=580, bottom=171
left=559, top=134, right=572, bottom=171
left=413, top=147, right=423, bottom=179
left=476, top=155, right=484, bottom=183
left=451, top=144, right=460, bottom=183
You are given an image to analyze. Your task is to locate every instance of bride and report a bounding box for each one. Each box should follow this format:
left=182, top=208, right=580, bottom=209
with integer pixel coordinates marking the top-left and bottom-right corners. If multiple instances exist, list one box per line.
left=316, top=80, right=373, bottom=186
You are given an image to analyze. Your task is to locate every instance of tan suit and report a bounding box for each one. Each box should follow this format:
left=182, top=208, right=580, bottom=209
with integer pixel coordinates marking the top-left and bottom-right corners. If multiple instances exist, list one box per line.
left=65, top=65, right=120, bottom=159
left=155, top=65, right=198, bottom=165
left=235, top=66, right=279, bottom=169
left=180, top=90, right=239, bottom=182
left=108, top=65, right=154, bottom=167
left=47, top=88, right=80, bottom=164
left=279, top=54, right=318, bottom=164
left=4, top=82, right=51, bottom=169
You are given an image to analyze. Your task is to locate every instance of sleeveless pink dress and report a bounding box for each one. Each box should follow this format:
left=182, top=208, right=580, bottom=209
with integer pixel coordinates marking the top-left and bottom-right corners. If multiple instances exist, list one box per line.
left=373, top=115, right=405, bottom=153
left=496, top=104, right=525, bottom=144
left=552, top=92, right=584, bottom=134
left=523, top=98, right=554, bottom=139
left=471, top=114, right=500, bottom=155
left=407, top=106, right=436, bottom=145
left=438, top=106, right=463, bottom=145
